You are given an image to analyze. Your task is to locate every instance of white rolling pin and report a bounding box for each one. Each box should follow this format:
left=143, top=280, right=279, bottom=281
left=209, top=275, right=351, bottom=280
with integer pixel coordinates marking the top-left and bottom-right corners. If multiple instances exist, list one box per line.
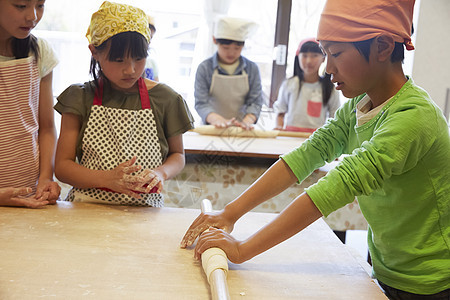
left=200, top=199, right=231, bottom=300
left=191, top=125, right=311, bottom=138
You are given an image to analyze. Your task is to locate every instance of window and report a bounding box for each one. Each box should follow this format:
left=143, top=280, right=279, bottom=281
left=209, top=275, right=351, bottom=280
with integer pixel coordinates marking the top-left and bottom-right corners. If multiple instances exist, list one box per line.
left=39, top=0, right=415, bottom=130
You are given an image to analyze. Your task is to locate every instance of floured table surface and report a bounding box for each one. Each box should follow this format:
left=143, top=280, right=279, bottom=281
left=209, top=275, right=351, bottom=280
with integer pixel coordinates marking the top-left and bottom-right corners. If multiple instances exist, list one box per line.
left=0, top=202, right=385, bottom=299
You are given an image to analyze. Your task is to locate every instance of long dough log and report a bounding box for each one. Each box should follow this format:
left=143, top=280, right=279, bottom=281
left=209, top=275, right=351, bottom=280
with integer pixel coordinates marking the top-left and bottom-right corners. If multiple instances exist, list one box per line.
left=200, top=199, right=231, bottom=300
left=191, top=125, right=311, bottom=138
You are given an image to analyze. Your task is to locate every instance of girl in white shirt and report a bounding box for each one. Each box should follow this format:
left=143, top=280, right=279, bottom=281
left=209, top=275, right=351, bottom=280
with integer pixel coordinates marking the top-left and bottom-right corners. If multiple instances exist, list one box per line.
left=0, top=0, right=60, bottom=208
left=274, top=38, right=340, bottom=133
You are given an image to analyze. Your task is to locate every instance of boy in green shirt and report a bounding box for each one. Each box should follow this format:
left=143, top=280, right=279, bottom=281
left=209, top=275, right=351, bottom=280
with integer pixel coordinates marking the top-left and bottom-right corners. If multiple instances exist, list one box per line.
left=181, top=0, right=449, bottom=298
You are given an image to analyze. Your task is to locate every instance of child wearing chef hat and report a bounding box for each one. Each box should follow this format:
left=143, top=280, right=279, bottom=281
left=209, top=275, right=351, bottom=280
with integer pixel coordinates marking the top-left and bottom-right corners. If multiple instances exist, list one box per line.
left=194, top=16, right=262, bottom=130
left=182, top=0, right=450, bottom=298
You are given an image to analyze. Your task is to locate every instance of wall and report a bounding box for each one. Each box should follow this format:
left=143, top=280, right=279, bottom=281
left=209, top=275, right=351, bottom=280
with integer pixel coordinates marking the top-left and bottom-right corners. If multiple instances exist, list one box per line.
left=412, top=0, right=450, bottom=119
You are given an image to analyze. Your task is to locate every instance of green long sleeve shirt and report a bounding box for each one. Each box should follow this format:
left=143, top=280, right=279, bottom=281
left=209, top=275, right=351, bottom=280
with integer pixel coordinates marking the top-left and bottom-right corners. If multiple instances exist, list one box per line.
left=282, top=78, right=450, bottom=295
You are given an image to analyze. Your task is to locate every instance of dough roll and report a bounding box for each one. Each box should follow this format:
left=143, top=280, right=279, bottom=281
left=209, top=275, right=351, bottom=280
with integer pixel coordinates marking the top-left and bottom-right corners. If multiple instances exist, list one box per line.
left=201, top=247, right=229, bottom=283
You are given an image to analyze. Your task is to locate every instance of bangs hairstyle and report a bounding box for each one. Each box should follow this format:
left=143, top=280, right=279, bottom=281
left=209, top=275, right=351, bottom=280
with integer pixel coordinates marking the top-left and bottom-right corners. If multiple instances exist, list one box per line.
left=299, top=41, right=323, bottom=54
left=293, top=41, right=333, bottom=106
left=90, top=31, right=149, bottom=85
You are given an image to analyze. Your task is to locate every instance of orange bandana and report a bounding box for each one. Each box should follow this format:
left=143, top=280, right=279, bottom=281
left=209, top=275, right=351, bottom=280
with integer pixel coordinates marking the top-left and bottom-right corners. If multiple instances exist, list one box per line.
left=317, top=0, right=415, bottom=50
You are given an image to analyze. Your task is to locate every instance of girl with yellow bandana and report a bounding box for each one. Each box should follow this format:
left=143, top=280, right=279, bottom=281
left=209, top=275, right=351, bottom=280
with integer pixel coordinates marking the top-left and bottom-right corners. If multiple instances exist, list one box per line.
left=181, top=0, right=449, bottom=298
left=54, top=1, right=194, bottom=207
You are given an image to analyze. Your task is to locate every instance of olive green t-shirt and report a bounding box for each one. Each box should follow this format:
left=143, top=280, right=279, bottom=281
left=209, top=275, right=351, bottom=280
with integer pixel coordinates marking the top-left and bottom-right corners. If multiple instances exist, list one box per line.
left=55, top=80, right=194, bottom=162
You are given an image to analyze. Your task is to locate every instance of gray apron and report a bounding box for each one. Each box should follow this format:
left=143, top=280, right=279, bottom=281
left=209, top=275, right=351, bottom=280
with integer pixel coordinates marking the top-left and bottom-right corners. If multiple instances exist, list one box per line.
left=209, top=68, right=249, bottom=120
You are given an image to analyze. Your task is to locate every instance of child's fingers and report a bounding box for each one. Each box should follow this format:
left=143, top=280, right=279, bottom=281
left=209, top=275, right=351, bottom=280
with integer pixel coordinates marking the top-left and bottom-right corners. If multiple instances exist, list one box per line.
left=123, top=190, right=142, bottom=199
left=35, top=189, right=43, bottom=199
left=12, top=187, right=32, bottom=197
left=124, top=156, right=137, bottom=166
left=122, top=172, right=147, bottom=184
left=47, top=182, right=61, bottom=201
left=136, top=169, right=151, bottom=181
left=35, top=191, right=50, bottom=202
left=122, top=165, right=141, bottom=174
left=145, top=177, right=160, bottom=193
left=12, top=196, right=49, bottom=209
left=154, top=182, right=163, bottom=194
left=214, top=122, right=227, bottom=128
left=118, top=157, right=141, bottom=173
left=124, top=181, right=144, bottom=191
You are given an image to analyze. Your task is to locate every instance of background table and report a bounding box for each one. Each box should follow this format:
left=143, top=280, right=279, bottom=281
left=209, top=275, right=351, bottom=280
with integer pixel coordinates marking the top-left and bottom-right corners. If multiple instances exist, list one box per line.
left=0, top=203, right=385, bottom=299
left=183, top=131, right=307, bottom=159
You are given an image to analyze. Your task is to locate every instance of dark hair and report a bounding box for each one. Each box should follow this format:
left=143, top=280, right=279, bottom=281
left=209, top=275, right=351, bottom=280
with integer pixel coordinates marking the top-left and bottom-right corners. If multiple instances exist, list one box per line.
left=149, top=24, right=156, bottom=33
left=352, top=38, right=405, bottom=63
left=215, top=38, right=245, bottom=46
left=298, top=41, right=323, bottom=54
left=12, top=34, right=40, bottom=61
left=293, top=41, right=333, bottom=106
left=89, top=31, right=149, bottom=86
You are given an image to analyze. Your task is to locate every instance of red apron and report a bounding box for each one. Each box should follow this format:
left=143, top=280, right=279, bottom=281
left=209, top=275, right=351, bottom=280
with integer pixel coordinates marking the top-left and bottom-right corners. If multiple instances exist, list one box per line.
left=284, top=126, right=316, bottom=133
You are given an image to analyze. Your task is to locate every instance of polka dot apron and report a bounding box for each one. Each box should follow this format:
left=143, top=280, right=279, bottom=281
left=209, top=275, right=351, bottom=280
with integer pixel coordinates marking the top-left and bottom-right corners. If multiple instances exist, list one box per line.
left=66, top=78, right=163, bottom=206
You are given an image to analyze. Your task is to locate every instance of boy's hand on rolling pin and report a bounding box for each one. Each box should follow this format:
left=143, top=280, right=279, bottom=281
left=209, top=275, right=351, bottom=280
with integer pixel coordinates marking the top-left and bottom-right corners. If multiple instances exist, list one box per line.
left=180, top=210, right=235, bottom=248
left=194, top=227, right=245, bottom=263
left=36, top=179, right=61, bottom=204
left=0, top=187, right=49, bottom=208
left=105, top=157, right=143, bottom=198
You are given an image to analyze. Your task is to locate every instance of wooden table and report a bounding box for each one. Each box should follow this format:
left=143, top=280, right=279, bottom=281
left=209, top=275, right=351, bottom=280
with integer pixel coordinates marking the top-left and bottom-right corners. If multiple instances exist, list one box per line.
left=183, top=131, right=306, bottom=159
left=0, top=202, right=385, bottom=299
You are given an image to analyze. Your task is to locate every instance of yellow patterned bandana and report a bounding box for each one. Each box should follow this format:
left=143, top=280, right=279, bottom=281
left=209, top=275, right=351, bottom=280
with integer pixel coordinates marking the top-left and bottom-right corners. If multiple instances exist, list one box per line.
left=86, top=1, right=151, bottom=47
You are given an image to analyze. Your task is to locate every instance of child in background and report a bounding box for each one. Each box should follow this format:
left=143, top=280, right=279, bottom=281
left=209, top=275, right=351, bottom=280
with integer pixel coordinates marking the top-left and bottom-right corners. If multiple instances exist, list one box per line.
left=143, top=14, right=159, bottom=81
left=0, top=0, right=60, bottom=208
left=194, top=16, right=262, bottom=130
left=54, top=1, right=194, bottom=207
left=181, top=0, right=450, bottom=298
left=273, top=38, right=340, bottom=133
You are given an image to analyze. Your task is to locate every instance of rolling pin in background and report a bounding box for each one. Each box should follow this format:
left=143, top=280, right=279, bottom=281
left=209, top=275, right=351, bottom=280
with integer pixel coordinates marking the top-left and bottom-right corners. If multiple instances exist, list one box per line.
left=190, top=125, right=312, bottom=138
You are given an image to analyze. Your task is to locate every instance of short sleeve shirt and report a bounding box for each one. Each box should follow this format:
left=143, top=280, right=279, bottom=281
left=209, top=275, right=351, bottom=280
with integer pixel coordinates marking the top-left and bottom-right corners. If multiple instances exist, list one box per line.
left=0, top=37, right=58, bottom=78
left=54, top=80, right=194, bottom=162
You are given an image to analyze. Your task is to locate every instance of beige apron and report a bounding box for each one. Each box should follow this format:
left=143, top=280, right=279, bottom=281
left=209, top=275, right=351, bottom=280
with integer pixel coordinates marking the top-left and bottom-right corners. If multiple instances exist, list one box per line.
left=0, top=56, right=40, bottom=190
left=209, top=69, right=249, bottom=120
left=66, top=78, right=164, bottom=207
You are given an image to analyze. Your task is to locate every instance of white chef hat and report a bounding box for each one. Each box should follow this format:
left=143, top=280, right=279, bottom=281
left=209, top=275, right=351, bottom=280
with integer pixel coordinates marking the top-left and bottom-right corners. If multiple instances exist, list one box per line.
left=214, top=16, right=258, bottom=42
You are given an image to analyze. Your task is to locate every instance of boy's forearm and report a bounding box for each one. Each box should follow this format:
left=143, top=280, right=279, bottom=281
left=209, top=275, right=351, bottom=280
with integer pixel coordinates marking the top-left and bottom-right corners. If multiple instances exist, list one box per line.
left=239, top=192, right=322, bottom=262
left=223, top=159, right=298, bottom=223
